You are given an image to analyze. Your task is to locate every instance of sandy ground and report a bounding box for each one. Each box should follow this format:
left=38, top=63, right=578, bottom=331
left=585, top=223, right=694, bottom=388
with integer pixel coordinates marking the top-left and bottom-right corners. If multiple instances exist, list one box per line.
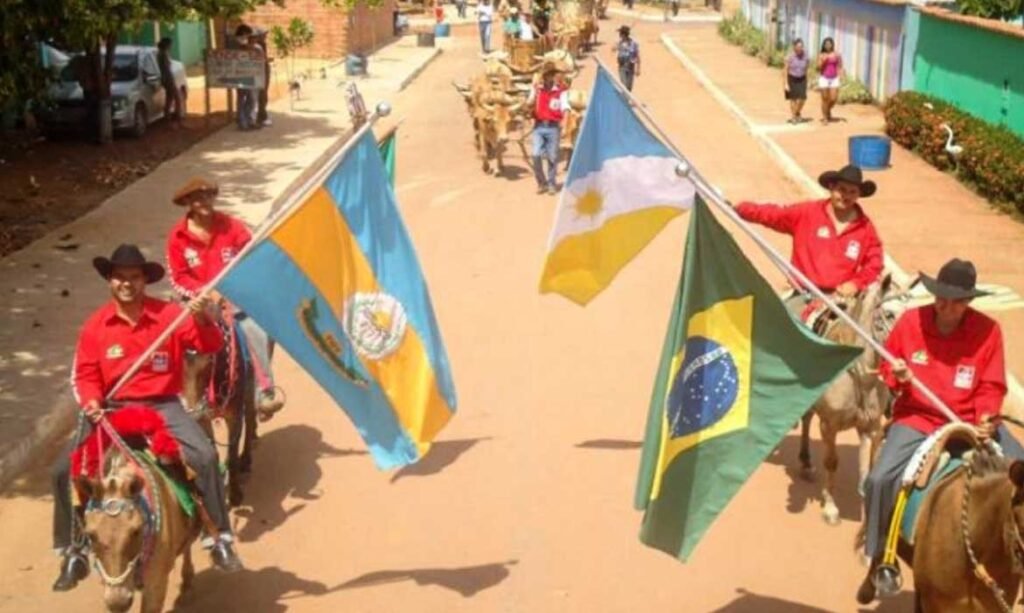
left=0, top=24, right=917, bottom=613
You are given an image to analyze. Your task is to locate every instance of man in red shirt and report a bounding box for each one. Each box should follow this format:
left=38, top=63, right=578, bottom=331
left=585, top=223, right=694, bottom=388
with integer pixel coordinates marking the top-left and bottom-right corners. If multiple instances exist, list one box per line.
left=51, top=245, right=242, bottom=592
left=857, top=258, right=1024, bottom=604
left=734, top=164, right=884, bottom=317
left=166, top=178, right=283, bottom=417
left=528, top=65, right=568, bottom=195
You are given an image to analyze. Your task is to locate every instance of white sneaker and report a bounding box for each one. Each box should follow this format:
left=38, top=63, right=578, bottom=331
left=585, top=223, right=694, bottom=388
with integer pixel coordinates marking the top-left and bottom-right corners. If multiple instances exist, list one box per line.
left=262, top=118, right=273, bottom=127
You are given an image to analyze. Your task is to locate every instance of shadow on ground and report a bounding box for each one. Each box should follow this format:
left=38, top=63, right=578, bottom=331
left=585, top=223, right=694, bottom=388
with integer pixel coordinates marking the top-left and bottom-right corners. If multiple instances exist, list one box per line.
left=390, top=437, right=490, bottom=483
left=766, top=432, right=862, bottom=523
left=711, top=588, right=833, bottom=612
left=337, top=559, right=518, bottom=598
left=235, top=424, right=366, bottom=543
left=575, top=439, right=643, bottom=450
left=171, top=565, right=339, bottom=612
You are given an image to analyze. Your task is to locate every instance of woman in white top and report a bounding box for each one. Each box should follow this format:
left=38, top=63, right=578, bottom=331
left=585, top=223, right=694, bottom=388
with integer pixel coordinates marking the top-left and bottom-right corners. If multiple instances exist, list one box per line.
left=519, top=13, right=537, bottom=41
left=477, top=0, right=495, bottom=53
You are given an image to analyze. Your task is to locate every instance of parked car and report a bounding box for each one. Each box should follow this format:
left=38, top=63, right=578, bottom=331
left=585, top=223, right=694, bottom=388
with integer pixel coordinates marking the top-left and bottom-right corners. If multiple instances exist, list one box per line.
left=41, top=45, right=188, bottom=138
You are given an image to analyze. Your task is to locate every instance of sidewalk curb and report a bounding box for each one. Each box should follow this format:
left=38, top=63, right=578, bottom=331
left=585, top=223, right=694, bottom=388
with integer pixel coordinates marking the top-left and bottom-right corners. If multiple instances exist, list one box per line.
left=659, top=33, right=1024, bottom=419
left=608, top=7, right=722, bottom=22
left=397, top=47, right=443, bottom=92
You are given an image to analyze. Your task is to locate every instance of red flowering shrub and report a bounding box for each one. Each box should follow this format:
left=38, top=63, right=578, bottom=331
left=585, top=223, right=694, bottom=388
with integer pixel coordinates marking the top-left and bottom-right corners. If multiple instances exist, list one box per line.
left=884, top=91, right=1024, bottom=214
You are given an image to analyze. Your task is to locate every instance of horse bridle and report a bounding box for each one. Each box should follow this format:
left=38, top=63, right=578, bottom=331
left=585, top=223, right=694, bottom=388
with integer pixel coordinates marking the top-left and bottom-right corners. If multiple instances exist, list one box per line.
left=84, top=495, right=151, bottom=588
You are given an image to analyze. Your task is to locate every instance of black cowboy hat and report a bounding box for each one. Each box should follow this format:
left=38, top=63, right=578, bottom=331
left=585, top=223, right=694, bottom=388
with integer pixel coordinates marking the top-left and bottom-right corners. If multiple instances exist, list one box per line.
left=92, top=244, right=165, bottom=284
left=919, top=258, right=990, bottom=300
left=817, top=164, right=877, bottom=198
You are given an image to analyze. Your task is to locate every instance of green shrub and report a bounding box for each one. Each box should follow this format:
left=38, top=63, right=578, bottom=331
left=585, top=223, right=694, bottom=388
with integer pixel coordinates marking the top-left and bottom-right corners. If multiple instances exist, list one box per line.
left=884, top=91, right=1024, bottom=214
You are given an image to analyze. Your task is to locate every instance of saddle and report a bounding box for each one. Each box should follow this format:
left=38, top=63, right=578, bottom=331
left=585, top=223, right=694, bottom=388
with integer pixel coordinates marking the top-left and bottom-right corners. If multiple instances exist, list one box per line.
left=891, top=423, right=980, bottom=546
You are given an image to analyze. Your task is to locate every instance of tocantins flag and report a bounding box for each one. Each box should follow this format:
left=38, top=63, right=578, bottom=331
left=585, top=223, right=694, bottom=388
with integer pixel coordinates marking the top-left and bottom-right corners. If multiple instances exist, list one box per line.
left=634, top=198, right=862, bottom=561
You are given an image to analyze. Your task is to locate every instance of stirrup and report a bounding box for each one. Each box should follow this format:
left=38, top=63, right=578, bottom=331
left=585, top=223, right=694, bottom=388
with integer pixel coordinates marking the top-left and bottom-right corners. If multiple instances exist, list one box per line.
left=872, top=562, right=903, bottom=597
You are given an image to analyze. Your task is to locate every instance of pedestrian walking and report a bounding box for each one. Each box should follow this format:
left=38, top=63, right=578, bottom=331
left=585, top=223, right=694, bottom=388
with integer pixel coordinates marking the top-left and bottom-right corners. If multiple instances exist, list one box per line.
left=783, top=38, right=809, bottom=124
left=477, top=0, right=495, bottom=53
left=616, top=26, right=640, bottom=92
left=528, top=65, right=569, bottom=194
left=817, top=37, right=843, bottom=124
left=456, top=0, right=467, bottom=18
left=157, top=38, right=184, bottom=127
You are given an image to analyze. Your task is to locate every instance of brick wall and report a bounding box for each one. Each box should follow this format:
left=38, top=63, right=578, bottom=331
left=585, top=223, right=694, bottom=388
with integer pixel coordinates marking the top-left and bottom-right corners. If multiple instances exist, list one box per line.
left=243, top=0, right=397, bottom=59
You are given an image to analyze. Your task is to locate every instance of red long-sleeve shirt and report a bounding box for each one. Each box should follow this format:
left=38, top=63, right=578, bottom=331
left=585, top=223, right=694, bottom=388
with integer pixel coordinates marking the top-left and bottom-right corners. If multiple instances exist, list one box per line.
left=879, top=305, right=1006, bottom=435
left=72, top=298, right=223, bottom=407
left=735, top=199, right=884, bottom=291
left=166, top=212, right=251, bottom=298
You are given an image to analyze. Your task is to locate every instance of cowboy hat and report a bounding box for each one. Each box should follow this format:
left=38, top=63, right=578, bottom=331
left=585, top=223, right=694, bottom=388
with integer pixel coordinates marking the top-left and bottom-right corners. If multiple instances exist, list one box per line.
left=172, top=177, right=219, bottom=206
left=817, top=164, right=877, bottom=198
left=618, top=25, right=631, bottom=35
left=92, top=244, right=165, bottom=284
left=919, top=258, right=991, bottom=300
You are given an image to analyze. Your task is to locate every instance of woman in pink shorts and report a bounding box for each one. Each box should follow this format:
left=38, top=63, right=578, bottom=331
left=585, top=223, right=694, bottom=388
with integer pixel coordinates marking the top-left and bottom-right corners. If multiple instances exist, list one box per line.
left=817, top=37, right=843, bottom=124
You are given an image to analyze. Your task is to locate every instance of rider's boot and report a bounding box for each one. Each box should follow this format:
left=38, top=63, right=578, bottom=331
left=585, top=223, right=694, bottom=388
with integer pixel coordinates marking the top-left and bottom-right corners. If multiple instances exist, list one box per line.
left=256, top=388, right=284, bottom=421
left=210, top=539, right=243, bottom=573
left=52, top=548, right=89, bottom=592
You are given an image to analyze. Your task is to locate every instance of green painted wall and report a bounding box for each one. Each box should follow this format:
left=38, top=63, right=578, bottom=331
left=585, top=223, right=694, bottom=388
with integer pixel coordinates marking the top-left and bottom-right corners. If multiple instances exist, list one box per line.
left=119, top=21, right=207, bottom=67
left=914, top=13, right=1024, bottom=137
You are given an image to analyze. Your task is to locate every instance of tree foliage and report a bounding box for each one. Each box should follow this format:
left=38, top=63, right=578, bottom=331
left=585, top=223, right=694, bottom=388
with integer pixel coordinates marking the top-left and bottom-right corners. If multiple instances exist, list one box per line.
left=0, top=0, right=52, bottom=113
left=957, top=0, right=1024, bottom=21
left=270, top=17, right=314, bottom=82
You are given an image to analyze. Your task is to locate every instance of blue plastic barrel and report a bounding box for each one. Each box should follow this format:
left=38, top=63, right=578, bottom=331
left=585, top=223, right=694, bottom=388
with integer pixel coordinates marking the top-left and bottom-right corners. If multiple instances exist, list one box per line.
left=435, top=23, right=451, bottom=37
left=345, top=54, right=367, bottom=77
left=848, top=135, right=892, bottom=170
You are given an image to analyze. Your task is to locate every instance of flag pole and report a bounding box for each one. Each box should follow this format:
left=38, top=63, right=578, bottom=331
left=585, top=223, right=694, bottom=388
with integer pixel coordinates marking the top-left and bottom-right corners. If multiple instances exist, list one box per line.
left=105, top=104, right=392, bottom=400
left=592, top=57, right=965, bottom=427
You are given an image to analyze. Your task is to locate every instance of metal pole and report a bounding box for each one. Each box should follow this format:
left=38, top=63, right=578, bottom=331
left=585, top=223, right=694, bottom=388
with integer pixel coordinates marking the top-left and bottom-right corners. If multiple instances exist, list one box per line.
left=105, top=109, right=387, bottom=399
left=592, top=57, right=964, bottom=426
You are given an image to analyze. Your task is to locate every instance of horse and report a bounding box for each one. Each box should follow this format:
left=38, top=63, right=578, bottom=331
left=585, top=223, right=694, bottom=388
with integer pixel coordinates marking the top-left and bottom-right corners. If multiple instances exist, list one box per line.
left=76, top=447, right=198, bottom=613
left=182, top=309, right=259, bottom=507
left=854, top=436, right=1024, bottom=612
left=797, top=274, right=909, bottom=525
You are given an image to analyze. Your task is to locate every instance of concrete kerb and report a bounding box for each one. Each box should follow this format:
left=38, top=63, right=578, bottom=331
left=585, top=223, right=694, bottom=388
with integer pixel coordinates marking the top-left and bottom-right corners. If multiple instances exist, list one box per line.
left=659, top=33, right=1024, bottom=419
left=0, top=43, right=441, bottom=493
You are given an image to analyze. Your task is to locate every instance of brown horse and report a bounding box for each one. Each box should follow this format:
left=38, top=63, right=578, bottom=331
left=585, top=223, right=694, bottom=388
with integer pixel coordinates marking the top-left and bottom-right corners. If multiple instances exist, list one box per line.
left=907, top=447, right=1024, bottom=612
left=798, top=274, right=908, bottom=524
left=76, top=449, right=198, bottom=613
left=182, top=316, right=258, bottom=507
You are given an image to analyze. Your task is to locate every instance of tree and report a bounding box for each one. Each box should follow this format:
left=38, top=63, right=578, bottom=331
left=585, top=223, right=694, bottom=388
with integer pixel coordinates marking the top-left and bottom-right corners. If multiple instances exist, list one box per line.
left=0, top=1, right=57, bottom=121
left=270, top=17, right=315, bottom=92
left=34, top=0, right=279, bottom=143
left=957, top=0, right=1024, bottom=21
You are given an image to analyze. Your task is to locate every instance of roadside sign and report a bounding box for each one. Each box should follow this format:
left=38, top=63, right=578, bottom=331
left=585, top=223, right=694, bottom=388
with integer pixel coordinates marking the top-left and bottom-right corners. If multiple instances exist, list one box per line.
left=206, top=49, right=266, bottom=89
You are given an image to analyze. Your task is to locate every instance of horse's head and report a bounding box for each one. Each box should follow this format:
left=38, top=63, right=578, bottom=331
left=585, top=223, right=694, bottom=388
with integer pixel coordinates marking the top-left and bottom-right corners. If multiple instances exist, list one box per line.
left=181, top=350, right=213, bottom=413
left=865, top=272, right=912, bottom=344
left=76, top=453, right=147, bottom=612
left=1007, top=460, right=1024, bottom=574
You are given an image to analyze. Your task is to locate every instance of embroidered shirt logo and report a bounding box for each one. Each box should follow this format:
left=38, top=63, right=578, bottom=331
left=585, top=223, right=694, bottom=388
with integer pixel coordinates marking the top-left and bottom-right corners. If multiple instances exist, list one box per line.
left=911, top=350, right=928, bottom=365
left=816, top=226, right=830, bottom=239
left=151, top=351, right=169, bottom=373
left=105, top=344, right=124, bottom=359
left=954, top=365, right=976, bottom=390
left=845, top=240, right=861, bottom=260
left=220, top=247, right=236, bottom=264
left=184, top=247, right=201, bottom=269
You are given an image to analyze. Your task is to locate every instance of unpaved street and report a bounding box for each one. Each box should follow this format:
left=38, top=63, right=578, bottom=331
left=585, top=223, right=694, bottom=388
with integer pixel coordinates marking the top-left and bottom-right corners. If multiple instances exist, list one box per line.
left=0, top=25, right=910, bottom=612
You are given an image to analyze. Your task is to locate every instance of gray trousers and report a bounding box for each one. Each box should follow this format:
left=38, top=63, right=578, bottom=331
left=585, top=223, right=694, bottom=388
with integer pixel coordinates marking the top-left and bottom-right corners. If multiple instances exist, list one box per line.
left=618, top=64, right=635, bottom=92
left=52, top=398, right=231, bottom=551
left=236, top=313, right=275, bottom=391
left=862, top=423, right=1024, bottom=559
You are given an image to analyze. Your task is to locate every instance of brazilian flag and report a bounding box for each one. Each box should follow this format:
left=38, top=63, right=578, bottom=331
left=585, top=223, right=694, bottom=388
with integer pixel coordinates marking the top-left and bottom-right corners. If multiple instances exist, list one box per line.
left=378, top=127, right=397, bottom=186
left=634, top=198, right=862, bottom=561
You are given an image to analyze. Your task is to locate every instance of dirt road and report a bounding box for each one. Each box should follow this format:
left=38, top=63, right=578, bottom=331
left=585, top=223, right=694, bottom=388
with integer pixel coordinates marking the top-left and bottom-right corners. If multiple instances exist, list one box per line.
left=0, top=25, right=908, bottom=612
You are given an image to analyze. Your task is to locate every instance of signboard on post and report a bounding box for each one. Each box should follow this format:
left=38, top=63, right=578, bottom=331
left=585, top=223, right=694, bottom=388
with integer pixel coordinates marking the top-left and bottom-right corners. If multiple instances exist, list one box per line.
left=206, top=49, right=266, bottom=89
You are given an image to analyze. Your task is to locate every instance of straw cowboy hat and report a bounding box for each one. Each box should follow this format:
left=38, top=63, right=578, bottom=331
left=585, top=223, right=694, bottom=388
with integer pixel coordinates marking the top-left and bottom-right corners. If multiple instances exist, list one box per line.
left=817, top=164, right=877, bottom=198
left=93, top=244, right=165, bottom=284
left=919, top=258, right=991, bottom=300
left=172, top=177, right=219, bottom=206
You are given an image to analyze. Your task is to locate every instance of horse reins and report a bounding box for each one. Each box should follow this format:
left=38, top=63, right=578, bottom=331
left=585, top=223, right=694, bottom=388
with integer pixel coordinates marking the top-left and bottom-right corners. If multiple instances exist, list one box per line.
left=960, top=457, right=1022, bottom=612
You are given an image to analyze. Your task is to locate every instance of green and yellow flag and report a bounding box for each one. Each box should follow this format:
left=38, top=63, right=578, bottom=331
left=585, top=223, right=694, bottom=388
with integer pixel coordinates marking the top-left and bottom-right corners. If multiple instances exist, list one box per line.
left=634, top=198, right=861, bottom=561
left=378, top=128, right=397, bottom=186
